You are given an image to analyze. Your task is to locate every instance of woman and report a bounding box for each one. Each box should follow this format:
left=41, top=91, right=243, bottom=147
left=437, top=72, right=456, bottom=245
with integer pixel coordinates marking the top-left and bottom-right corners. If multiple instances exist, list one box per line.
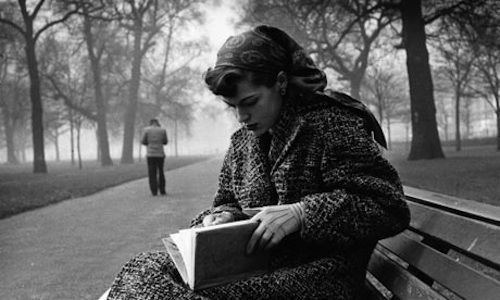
left=107, top=25, right=410, bottom=300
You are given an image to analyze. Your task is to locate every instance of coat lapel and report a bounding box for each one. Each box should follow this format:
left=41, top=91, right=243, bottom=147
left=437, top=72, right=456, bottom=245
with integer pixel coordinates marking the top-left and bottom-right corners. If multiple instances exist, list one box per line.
left=269, top=106, right=304, bottom=175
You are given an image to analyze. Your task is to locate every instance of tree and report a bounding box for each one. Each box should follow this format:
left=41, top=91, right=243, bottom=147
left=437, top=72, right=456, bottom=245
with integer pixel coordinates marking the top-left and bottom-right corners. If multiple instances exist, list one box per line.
left=44, top=100, right=67, bottom=161
left=81, top=4, right=114, bottom=166
left=0, top=43, right=30, bottom=164
left=457, top=1, right=500, bottom=150
left=116, top=0, right=165, bottom=164
left=433, top=24, right=476, bottom=151
left=397, top=0, right=445, bottom=159
left=0, top=0, right=94, bottom=172
left=116, top=0, right=201, bottom=163
left=363, top=64, right=409, bottom=150
left=242, top=0, right=459, bottom=159
left=242, top=0, right=396, bottom=99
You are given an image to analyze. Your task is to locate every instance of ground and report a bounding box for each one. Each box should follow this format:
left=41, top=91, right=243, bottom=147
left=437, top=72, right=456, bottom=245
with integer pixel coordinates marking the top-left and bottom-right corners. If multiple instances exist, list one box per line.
left=0, top=145, right=498, bottom=299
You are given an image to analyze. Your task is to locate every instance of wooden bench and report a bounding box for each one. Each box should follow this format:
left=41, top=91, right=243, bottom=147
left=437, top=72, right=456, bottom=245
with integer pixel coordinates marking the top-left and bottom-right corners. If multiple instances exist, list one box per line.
left=99, top=186, right=500, bottom=299
left=366, top=186, right=500, bottom=300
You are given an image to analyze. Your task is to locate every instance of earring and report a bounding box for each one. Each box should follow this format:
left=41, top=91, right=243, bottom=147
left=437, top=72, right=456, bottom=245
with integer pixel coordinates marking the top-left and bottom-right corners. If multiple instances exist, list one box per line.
left=280, top=88, right=286, bottom=96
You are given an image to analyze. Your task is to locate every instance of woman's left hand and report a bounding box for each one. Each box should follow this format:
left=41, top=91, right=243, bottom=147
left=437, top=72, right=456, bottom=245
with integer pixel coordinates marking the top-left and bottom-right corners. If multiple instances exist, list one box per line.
left=246, top=203, right=304, bottom=254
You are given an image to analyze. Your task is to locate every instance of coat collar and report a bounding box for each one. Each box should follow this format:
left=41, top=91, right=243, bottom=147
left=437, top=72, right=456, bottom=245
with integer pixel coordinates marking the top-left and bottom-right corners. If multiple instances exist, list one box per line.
left=240, top=103, right=304, bottom=175
left=268, top=104, right=304, bottom=174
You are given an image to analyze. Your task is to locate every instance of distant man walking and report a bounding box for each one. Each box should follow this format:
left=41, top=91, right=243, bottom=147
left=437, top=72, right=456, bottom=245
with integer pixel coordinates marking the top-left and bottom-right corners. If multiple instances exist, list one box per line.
left=141, top=119, right=168, bottom=196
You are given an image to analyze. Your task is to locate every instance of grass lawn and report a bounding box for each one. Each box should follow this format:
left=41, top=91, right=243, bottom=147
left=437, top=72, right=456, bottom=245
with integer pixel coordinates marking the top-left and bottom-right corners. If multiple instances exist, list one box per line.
left=386, top=144, right=500, bottom=206
left=1, top=144, right=498, bottom=221
left=0, top=155, right=209, bottom=220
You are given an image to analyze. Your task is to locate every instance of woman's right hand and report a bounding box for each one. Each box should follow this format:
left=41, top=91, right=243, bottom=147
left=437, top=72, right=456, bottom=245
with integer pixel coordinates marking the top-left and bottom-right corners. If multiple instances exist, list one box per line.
left=202, top=211, right=235, bottom=227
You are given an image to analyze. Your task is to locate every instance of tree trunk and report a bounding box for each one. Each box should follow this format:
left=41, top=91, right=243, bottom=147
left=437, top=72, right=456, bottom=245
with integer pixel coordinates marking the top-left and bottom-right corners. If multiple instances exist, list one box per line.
left=69, top=109, right=75, bottom=165
left=121, top=24, right=143, bottom=164
left=2, top=110, right=19, bottom=164
left=54, top=129, right=60, bottom=162
left=77, top=121, right=82, bottom=170
left=497, top=109, right=500, bottom=151
left=455, top=92, right=461, bottom=151
left=444, top=113, right=449, bottom=141
left=174, top=117, right=178, bottom=157
left=83, top=14, right=113, bottom=166
left=350, top=72, right=363, bottom=100
left=25, top=28, right=47, bottom=172
left=401, top=0, right=444, bottom=160
left=96, top=128, right=100, bottom=161
left=405, top=123, right=410, bottom=151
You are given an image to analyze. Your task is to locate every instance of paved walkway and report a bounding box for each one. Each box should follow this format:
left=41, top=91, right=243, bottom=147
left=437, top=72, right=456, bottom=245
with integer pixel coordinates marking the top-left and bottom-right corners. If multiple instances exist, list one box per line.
left=0, top=157, right=223, bottom=300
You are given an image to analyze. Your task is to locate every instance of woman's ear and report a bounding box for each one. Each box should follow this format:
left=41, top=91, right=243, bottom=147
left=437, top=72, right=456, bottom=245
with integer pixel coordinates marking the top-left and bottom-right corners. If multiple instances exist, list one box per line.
left=276, top=71, right=288, bottom=91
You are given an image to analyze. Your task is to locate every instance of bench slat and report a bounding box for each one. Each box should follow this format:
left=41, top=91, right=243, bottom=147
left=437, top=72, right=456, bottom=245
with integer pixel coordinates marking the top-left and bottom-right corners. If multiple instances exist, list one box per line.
left=408, top=201, right=500, bottom=266
left=367, top=247, right=447, bottom=300
left=365, top=274, right=391, bottom=300
left=379, top=232, right=500, bottom=300
left=404, top=186, right=500, bottom=224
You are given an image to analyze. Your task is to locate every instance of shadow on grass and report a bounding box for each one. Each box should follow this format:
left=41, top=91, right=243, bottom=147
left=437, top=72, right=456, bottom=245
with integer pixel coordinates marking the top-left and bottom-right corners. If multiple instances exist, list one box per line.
left=0, top=155, right=211, bottom=220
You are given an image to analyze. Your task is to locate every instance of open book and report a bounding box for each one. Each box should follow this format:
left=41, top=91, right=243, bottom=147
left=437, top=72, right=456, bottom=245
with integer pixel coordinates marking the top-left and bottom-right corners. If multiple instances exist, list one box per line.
left=163, top=218, right=270, bottom=290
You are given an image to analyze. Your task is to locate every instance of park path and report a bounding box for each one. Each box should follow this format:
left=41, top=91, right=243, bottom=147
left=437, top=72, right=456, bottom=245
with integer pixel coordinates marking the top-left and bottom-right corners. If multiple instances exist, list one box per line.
left=0, top=157, right=222, bottom=300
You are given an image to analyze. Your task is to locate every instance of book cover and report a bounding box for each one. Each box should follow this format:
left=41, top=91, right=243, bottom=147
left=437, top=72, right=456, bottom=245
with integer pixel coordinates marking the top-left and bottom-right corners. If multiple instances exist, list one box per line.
left=163, top=219, right=270, bottom=290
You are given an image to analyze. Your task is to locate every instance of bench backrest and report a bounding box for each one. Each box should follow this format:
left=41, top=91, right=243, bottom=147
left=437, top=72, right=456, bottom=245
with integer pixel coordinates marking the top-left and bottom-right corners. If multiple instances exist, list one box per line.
left=366, top=186, right=500, bottom=300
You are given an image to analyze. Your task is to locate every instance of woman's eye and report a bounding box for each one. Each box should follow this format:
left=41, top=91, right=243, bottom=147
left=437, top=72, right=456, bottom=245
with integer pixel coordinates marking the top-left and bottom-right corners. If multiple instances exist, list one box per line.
left=242, top=98, right=258, bottom=107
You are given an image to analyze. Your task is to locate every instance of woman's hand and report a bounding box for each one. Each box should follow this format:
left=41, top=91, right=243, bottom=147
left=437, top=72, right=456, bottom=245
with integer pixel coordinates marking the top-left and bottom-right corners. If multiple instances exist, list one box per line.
left=202, top=211, right=235, bottom=227
left=246, top=203, right=304, bottom=254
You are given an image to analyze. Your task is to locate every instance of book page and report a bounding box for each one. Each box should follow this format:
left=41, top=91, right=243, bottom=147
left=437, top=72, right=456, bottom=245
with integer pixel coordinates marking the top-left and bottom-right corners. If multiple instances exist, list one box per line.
left=172, top=228, right=195, bottom=286
left=162, top=237, right=189, bottom=284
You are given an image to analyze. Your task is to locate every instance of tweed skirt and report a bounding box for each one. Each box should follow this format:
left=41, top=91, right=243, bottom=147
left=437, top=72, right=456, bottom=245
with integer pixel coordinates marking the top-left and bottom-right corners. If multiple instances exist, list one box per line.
left=106, top=250, right=356, bottom=300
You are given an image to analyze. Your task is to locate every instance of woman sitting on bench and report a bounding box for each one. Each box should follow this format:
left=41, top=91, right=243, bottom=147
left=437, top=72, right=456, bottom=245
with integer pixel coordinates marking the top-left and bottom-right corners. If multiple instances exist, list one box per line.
left=106, top=25, right=410, bottom=300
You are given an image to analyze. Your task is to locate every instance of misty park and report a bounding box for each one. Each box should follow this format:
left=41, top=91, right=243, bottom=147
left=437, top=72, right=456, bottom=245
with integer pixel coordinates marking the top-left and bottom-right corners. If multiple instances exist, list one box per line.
left=0, top=1, right=499, bottom=299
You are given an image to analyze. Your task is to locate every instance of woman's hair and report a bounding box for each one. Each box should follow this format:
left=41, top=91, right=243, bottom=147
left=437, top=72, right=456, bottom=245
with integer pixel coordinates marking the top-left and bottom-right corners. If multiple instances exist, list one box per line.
left=204, top=67, right=277, bottom=98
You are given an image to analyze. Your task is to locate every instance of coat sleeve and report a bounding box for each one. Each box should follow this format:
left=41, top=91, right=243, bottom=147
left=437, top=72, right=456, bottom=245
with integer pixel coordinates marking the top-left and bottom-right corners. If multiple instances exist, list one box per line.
left=141, top=131, right=148, bottom=145
left=190, top=142, right=248, bottom=227
left=300, top=113, right=410, bottom=248
left=163, top=130, right=168, bottom=145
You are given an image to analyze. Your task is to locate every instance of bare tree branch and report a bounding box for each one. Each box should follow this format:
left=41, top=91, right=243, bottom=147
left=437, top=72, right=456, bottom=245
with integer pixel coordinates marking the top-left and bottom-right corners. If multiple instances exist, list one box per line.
left=34, top=10, right=78, bottom=42
left=31, top=0, right=47, bottom=19
left=0, top=18, right=26, bottom=35
left=45, top=74, right=97, bottom=121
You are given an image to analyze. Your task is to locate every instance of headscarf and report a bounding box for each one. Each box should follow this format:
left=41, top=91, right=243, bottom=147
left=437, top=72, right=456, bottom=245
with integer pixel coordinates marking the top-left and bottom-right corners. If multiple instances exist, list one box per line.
left=214, top=25, right=387, bottom=149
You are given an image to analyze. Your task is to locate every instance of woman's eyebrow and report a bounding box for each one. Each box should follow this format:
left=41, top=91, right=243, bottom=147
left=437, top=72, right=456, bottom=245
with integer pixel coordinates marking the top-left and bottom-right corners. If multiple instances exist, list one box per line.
left=223, top=94, right=256, bottom=106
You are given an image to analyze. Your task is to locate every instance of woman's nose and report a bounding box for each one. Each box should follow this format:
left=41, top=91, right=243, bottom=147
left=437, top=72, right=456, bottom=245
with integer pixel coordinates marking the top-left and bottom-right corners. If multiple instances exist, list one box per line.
left=236, top=107, right=250, bottom=123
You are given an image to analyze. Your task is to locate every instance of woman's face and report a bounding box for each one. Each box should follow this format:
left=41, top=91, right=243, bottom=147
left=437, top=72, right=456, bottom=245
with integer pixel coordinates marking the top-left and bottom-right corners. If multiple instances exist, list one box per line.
left=222, top=77, right=283, bottom=137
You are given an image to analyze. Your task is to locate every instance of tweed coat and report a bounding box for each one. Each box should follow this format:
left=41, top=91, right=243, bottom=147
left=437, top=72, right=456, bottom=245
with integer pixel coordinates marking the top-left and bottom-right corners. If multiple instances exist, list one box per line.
left=107, top=94, right=410, bottom=300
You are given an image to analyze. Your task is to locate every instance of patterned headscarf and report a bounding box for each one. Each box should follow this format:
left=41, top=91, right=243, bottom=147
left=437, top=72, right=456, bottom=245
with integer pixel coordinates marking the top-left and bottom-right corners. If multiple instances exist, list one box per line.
left=214, top=25, right=387, bottom=149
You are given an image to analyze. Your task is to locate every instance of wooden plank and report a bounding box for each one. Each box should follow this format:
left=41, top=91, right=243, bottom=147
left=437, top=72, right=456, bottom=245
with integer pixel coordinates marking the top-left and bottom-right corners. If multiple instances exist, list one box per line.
left=408, top=201, right=500, bottom=266
left=365, top=273, right=391, bottom=300
left=404, top=186, right=500, bottom=224
left=380, top=233, right=500, bottom=300
left=367, top=248, right=447, bottom=300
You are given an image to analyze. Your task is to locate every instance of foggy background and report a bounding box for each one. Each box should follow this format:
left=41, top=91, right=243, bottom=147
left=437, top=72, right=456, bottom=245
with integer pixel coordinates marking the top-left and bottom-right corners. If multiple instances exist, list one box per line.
left=0, top=0, right=499, bottom=168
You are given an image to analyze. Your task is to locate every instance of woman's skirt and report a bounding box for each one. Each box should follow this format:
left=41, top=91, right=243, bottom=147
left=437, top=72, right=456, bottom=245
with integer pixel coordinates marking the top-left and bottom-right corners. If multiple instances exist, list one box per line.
left=106, top=250, right=356, bottom=300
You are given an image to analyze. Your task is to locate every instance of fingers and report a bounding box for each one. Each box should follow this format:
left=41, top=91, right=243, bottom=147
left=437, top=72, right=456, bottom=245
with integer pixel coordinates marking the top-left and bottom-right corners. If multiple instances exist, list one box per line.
left=258, top=228, right=274, bottom=251
left=202, top=215, right=215, bottom=227
left=202, top=212, right=234, bottom=227
left=247, top=219, right=265, bottom=254
left=247, top=210, right=286, bottom=254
